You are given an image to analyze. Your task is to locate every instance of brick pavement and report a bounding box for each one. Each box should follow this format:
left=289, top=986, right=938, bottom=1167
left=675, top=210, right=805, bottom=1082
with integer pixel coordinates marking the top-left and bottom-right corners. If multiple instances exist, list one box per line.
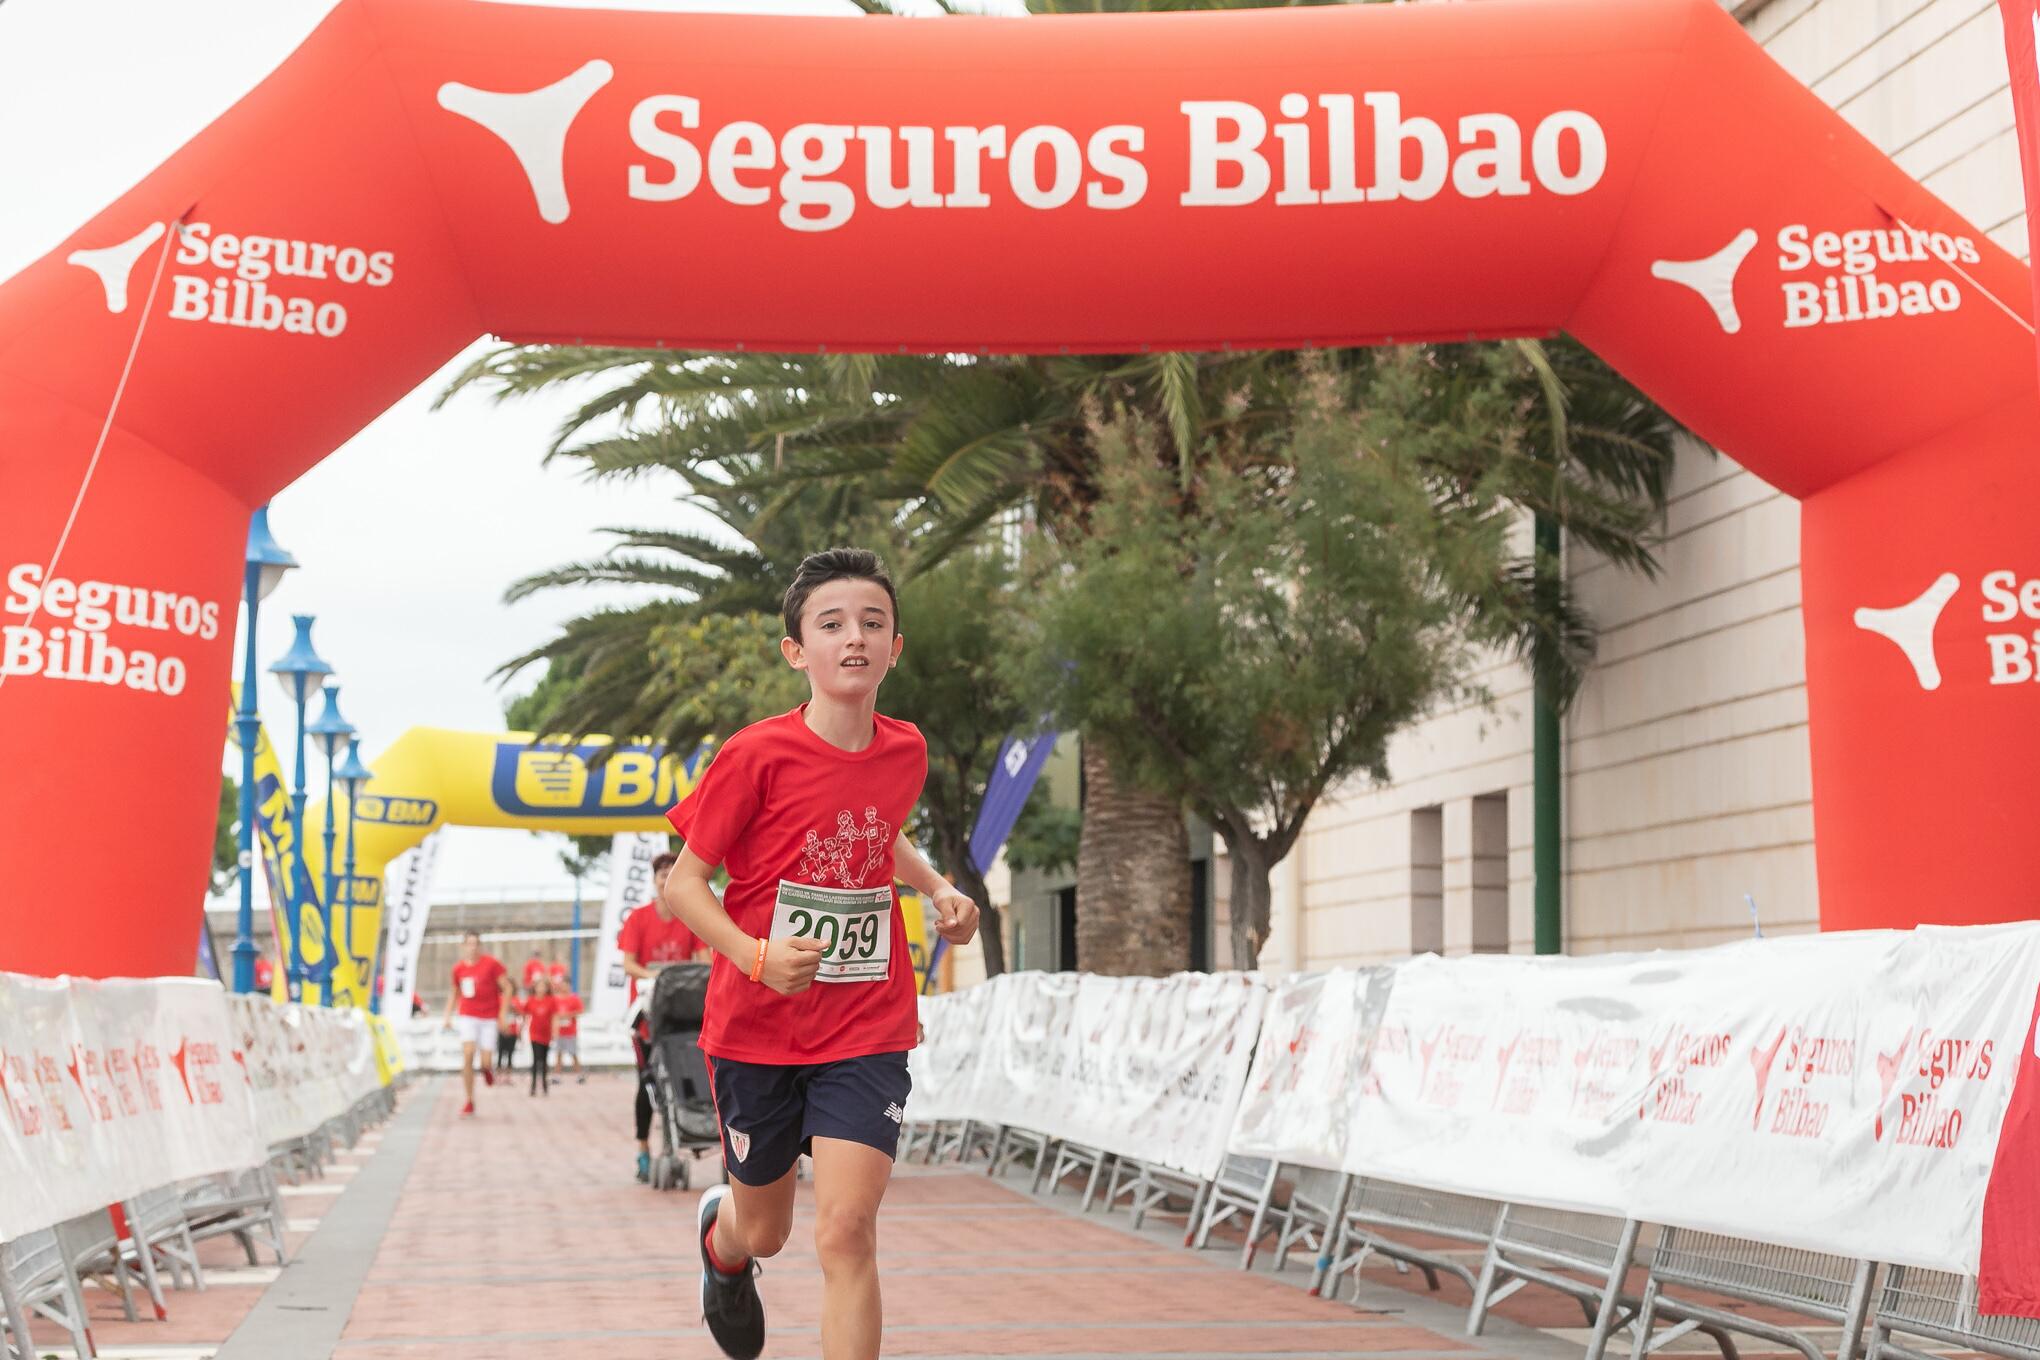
left=25, top=1071, right=1966, bottom=1358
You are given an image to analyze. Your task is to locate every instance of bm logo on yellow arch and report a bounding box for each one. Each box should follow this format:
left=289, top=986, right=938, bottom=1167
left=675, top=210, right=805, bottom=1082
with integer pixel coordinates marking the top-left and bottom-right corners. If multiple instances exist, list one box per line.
left=490, top=741, right=708, bottom=817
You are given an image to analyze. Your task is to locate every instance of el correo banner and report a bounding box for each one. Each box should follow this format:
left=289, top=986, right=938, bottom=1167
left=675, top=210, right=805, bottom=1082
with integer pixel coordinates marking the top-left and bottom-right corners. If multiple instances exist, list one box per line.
left=592, top=832, right=665, bottom=1021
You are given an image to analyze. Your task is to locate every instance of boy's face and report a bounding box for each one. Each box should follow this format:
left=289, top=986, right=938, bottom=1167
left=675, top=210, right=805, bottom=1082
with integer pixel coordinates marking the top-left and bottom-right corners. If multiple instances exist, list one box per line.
left=782, top=578, right=904, bottom=700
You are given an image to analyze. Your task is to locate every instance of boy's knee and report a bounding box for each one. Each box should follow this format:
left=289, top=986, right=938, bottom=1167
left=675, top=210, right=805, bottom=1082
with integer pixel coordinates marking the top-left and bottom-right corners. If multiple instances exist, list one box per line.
left=811, top=1206, right=876, bottom=1267
left=728, top=1196, right=794, bottom=1259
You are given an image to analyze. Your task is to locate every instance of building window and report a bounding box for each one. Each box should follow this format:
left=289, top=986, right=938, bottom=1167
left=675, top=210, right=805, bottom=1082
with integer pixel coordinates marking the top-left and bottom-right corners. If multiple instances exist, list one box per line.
left=1471, top=792, right=1509, bottom=953
left=1411, top=805, right=1443, bottom=954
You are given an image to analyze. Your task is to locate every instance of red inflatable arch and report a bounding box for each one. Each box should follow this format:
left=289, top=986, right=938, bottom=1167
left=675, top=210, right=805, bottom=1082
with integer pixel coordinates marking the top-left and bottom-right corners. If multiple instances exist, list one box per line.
left=0, top=0, right=2032, bottom=978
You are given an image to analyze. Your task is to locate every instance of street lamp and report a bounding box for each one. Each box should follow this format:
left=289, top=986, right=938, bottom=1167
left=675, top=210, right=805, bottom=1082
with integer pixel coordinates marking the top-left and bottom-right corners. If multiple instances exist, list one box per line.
left=269, top=616, right=331, bottom=998
left=335, top=737, right=375, bottom=1011
left=308, top=684, right=355, bottom=1006
left=233, top=508, right=295, bottom=995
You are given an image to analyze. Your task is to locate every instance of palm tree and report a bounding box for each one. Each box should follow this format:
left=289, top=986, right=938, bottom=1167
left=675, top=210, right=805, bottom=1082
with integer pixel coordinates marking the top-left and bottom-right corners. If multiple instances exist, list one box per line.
left=452, top=335, right=1681, bottom=972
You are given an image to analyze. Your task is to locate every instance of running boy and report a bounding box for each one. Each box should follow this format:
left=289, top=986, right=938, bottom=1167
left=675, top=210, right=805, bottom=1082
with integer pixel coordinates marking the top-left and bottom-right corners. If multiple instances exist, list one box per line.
left=663, top=548, right=979, bottom=1360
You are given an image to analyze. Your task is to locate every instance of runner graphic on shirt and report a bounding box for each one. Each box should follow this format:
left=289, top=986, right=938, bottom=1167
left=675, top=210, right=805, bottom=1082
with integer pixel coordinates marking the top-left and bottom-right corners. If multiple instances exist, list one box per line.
left=796, top=807, right=893, bottom=888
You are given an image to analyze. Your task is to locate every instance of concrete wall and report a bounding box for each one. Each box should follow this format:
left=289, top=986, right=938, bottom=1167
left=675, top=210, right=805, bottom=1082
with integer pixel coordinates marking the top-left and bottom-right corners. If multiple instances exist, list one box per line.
left=1261, top=0, right=2027, bottom=967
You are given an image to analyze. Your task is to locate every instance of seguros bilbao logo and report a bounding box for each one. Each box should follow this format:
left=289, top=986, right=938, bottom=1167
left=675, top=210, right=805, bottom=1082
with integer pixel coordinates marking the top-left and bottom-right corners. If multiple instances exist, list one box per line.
left=1652, top=222, right=1981, bottom=336
left=489, top=741, right=707, bottom=817
left=1855, top=569, right=2040, bottom=693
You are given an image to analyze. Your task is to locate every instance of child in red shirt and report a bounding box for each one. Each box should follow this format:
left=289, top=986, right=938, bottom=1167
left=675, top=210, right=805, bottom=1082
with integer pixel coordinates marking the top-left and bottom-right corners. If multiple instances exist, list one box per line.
left=666, top=548, right=978, bottom=1360
left=520, top=974, right=559, bottom=1096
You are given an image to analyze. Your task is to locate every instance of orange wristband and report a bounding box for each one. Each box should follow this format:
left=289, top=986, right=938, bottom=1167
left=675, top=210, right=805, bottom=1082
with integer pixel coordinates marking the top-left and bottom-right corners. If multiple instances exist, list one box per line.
left=749, top=936, right=767, bottom=983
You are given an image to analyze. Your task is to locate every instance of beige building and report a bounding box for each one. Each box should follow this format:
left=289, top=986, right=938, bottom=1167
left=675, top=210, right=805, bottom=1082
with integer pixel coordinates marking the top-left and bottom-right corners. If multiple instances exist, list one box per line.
left=1254, top=0, right=2030, bottom=969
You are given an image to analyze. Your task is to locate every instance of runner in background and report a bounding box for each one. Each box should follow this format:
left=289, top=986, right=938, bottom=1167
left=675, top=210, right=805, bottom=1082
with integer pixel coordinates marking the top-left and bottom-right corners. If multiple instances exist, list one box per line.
left=496, top=979, right=522, bottom=1075
left=621, top=850, right=701, bottom=1181
left=440, top=930, right=507, bottom=1117
left=550, top=962, right=586, bottom=1084
left=523, top=974, right=558, bottom=1097
left=522, top=948, right=550, bottom=990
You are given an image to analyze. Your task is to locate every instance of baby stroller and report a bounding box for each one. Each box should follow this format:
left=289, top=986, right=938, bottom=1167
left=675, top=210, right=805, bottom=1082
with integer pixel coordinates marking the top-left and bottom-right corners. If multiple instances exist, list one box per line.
left=644, top=962, right=723, bottom=1191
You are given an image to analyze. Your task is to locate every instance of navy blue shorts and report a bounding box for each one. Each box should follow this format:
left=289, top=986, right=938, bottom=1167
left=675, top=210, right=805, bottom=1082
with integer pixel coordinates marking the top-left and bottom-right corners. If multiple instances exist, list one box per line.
left=705, top=1051, right=912, bottom=1187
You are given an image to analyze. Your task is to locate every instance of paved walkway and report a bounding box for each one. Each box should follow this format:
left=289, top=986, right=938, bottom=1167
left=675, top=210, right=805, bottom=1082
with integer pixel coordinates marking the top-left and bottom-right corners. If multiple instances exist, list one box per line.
left=25, top=1072, right=1779, bottom=1358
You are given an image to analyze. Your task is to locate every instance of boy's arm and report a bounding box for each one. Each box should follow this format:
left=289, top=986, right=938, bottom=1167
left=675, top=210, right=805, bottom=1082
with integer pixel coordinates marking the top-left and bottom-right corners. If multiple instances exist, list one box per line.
left=662, top=847, right=826, bottom=996
left=892, top=833, right=981, bottom=944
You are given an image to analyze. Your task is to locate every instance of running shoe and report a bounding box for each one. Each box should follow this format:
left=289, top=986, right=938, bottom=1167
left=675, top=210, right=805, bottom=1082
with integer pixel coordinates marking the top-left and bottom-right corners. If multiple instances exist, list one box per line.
left=460, top=1101, right=474, bottom=1117
left=636, top=1151, right=651, bottom=1183
left=481, top=1066, right=495, bottom=1088
left=697, top=1184, right=764, bottom=1359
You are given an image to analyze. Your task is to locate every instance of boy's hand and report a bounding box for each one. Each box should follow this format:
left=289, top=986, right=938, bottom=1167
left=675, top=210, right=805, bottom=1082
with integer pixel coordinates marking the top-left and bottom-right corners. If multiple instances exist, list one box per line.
left=931, top=888, right=979, bottom=946
left=761, top=936, right=827, bottom=995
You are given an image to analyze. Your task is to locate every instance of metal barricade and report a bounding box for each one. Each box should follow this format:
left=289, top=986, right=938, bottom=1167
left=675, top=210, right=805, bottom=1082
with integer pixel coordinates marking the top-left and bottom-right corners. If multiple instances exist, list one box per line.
left=1275, top=1168, right=1353, bottom=1289
left=986, top=1126, right=1054, bottom=1183
left=1191, top=1155, right=1283, bottom=1268
left=1639, top=1227, right=1870, bottom=1360
left=54, top=1211, right=142, bottom=1325
left=182, top=1167, right=289, bottom=1268
left=1096, top=1159, right=1210, bottom=1238
left=1325, top=1178, right=1500, bottom=1301
left=1042, top=1141, right=1112, bottom=1209
left=1466, top=1204, right=1646, bottom=1360
left=2, top=1227, right=94, bottom=1359
left=121, top=1185, right=207, bottom=1302
left=1866, top=1266, right=2040, bottom=1360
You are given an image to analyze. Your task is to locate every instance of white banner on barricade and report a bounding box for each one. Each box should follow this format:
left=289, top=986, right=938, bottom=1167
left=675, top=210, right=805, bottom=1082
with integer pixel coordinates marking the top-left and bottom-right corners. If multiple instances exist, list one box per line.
left=940, top=970, right=1265, bottom=1181
left=0, top=976, right=267, bottom=1241
left=378, top=833, right=442, bottom=1023
left=1228, top=967, right=1387, bottom=1172
left=592, top=832, right=664, bottom=1021
left=910, top=979, right=1006, bottom=1124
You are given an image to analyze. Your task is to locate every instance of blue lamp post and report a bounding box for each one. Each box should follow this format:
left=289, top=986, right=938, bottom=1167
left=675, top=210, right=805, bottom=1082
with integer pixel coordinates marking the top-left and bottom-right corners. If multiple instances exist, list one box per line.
left=308, top=684, right=355, bottom=1006
left=269, top=616, right=331, bottom=998
left=233, top=508, right=295, bottom=995
left=335, top=737, right=375, bottom=1010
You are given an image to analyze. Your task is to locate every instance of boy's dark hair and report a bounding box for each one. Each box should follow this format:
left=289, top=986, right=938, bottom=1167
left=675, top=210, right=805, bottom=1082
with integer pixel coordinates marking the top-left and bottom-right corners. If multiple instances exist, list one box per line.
left=781, top=547, right=899, bottom=643
left=652, top=851, right=679, bottom=873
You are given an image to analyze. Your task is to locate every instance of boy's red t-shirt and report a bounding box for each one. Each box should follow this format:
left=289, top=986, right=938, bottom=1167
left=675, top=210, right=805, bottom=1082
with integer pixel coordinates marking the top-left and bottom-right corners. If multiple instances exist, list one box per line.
left=667, top=704, right=926, bottom=1066
left=450, top=956, right=508, bottom=1019
left=522, top=958, right=549, bottom=987
left=554, top=993, right=583, bottom=1037
left=520, top=995, right=560, bottom=1045
left=617, top=904, right=701, bottom=1006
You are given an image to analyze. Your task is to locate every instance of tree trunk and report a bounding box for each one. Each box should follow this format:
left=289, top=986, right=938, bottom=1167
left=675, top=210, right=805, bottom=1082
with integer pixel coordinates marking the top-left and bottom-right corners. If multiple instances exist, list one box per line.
left=1226, top=830, right=1274, bottom=972
left=931, top=795, right=1007, bottom=979
left=1077, top=741, right=1192, bottom=976
left=952, top=857, right=1007, bottom=978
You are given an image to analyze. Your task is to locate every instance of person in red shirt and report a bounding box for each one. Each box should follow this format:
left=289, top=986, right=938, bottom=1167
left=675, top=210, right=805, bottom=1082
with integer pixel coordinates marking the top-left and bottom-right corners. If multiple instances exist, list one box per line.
left=622, top=851, right=703, bottom=1181
left=666, top=548, right=978, bottom=1360
left=522, top=950, right=550, bottom=990
left=550, top=967, right=586, bottom=1084
left=439, top=931, right=509, bottom=1116
left=520, top=973, right=560, bottom=1097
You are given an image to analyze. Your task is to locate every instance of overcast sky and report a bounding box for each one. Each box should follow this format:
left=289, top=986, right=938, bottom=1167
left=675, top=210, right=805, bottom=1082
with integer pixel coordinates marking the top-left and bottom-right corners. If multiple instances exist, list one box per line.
left=0, top=0, right=1010, bottom=908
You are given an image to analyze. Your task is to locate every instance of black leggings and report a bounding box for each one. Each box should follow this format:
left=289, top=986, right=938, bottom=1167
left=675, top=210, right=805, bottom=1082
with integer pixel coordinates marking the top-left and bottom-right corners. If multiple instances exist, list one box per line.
left=633, top=1033, right=653, bottom=1142
left=497, top=1030, right=518, bottom=1069
left=529, top=1042, right=550, bottom=1094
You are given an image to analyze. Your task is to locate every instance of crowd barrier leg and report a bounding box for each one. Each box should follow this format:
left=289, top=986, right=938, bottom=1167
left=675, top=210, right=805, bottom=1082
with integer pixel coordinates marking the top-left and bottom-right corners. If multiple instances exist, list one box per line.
left=1028, top=1140, right=1063, bottom=1194
left=0, top=1254, right=33, bottom=1360
left=1081, top=1153, right=1112, bottom=1211
left=1305, top=1173, right=1352, bottom=1295
left=1582, top=1218, right=1644, bottom=1360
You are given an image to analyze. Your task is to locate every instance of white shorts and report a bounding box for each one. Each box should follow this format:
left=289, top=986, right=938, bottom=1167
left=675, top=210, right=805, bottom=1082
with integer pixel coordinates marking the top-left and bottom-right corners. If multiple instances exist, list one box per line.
left=554, top=1034, right=579, bottom=1059
left=451, top=1014, right=498, bottom=1049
